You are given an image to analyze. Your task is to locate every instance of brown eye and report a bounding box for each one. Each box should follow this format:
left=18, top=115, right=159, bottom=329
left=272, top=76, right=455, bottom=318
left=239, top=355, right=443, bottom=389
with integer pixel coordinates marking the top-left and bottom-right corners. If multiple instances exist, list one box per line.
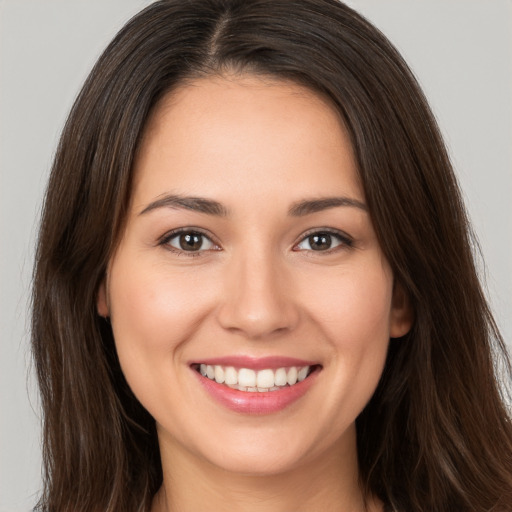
left=295, top=230, right=352, bottom=252
left=179, top=233, right=203, bottom=251
left=308, top=233, right=333, bottom=251
left=165, top=231, right=216, bottom=252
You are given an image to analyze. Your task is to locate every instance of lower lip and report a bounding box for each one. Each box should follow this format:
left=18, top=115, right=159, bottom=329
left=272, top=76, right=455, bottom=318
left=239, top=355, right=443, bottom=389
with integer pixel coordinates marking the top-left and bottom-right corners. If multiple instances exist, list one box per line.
left=193, top=368, right=319, bottom=414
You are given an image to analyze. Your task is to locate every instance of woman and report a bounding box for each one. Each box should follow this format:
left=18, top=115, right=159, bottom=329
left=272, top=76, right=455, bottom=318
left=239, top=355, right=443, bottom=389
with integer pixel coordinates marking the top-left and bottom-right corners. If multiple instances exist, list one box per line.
left=31, top=0, right=512, bottom=511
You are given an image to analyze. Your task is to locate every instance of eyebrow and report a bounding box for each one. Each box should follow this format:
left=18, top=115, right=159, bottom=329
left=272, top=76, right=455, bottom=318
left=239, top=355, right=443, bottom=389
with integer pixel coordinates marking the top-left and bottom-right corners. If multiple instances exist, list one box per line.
left=288, top=196, right=367, bottom=216
left=139, top=194, right=229, bottom=216
left=139, top=193, right=367, bottom=217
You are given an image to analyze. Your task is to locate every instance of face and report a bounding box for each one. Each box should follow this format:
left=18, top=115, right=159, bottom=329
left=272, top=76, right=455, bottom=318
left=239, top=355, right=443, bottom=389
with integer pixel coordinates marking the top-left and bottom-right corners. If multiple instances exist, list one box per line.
left=98, top=75, right=411, bottom=477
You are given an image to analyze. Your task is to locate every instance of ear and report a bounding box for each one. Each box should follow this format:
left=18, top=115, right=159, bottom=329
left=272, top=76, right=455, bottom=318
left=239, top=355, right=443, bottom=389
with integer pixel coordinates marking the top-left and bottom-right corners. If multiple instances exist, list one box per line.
left=389, top=281, right=413, bottom=338
left=96, top=279, right=110, bottom=318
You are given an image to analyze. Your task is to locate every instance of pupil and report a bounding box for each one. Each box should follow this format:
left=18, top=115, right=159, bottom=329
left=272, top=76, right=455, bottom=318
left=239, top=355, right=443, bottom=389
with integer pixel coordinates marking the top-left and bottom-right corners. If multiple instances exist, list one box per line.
left=180, top=233, right=202, bottom=251
left=310, top=233, right=331, bottom=251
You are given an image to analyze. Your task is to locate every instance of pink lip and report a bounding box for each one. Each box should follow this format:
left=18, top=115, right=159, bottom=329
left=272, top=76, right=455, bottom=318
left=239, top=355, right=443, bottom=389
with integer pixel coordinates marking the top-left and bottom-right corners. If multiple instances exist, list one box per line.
left=192, top=365, right=320, bottom=415
left=190, top=355, right=317, bottom=370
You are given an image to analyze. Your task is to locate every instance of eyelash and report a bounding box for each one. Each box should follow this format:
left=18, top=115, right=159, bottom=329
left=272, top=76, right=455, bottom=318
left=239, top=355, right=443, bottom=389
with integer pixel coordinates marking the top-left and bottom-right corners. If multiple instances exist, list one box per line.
left=158, top=228, right=219, bottom=257
left=158, top=227, right=354, bottom=256
left=293, top=228, right=354, bottom=253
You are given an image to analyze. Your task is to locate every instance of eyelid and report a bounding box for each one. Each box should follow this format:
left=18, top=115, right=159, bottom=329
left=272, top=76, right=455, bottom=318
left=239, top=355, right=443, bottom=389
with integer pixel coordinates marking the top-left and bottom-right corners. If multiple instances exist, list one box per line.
left=293, top=228, right=354, bottom=252
left=158, top=227, right=221, bottom=254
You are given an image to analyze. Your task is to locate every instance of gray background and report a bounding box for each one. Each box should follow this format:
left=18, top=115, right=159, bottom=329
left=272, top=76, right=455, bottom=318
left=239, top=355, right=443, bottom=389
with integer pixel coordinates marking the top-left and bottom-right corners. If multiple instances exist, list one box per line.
left=1, top=1, right=511, bottom=510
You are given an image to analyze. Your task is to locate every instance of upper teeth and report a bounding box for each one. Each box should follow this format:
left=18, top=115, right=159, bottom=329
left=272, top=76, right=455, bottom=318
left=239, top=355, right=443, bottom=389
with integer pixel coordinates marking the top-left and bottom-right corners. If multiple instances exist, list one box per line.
left=199, top=364, right=310, bottom=391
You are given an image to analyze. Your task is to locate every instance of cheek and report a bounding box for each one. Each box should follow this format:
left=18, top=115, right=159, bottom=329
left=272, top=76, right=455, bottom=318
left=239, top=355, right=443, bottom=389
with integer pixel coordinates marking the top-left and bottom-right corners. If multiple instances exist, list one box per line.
left=301, top=261, right=393, bottom=347
left=301, top=259, right=392, bottom=395
left=110, top=259, right=209, bottom=336
left=298, top=261, right=393, bottom=426
left=107, top=258, right=217, bottom=388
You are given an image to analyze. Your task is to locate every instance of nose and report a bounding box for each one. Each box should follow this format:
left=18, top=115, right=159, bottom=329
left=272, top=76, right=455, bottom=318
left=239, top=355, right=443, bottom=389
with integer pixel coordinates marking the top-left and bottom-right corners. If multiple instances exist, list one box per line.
left=216, top=249, right=300, bottom=339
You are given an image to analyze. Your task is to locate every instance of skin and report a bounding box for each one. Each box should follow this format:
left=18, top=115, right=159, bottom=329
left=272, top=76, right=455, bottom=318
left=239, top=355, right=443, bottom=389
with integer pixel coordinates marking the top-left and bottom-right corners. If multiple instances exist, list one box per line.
left=98, top=74, right=412, bottom=512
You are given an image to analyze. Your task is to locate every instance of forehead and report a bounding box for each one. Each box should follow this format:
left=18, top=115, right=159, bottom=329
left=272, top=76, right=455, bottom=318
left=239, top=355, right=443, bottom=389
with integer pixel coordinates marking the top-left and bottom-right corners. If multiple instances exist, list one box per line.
left=131, top=74, right=363, bottom=209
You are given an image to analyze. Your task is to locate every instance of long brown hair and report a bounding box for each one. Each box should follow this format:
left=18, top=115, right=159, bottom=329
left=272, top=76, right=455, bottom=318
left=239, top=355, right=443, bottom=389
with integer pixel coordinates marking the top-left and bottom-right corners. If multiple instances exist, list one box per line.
left=32, top=1, right=512, bottom=510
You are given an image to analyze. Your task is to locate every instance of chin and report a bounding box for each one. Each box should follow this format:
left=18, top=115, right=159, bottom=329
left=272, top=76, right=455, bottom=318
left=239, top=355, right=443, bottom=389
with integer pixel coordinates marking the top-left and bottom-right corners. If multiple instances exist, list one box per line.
left=206, top=446, right=308, bottom=477
left=188, top=422, right=345, bottom=478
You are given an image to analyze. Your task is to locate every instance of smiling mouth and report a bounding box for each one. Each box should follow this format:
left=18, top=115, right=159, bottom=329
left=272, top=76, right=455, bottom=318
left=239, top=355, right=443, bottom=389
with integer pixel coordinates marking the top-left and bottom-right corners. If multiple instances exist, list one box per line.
left=192, top=364, right=319, bottom=392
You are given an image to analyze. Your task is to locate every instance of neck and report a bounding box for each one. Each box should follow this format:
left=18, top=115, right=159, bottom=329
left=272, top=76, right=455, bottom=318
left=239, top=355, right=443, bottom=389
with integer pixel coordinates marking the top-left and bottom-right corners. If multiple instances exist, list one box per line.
left=151, top=426, right=381, bottom=512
